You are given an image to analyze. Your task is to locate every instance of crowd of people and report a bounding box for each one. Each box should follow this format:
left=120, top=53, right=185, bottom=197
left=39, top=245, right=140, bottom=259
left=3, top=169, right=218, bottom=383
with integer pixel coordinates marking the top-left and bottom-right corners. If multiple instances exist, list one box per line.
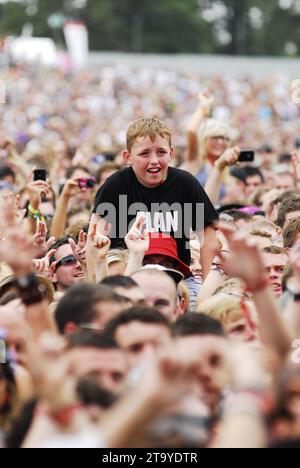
left=0, top=62, right=300, bottom=448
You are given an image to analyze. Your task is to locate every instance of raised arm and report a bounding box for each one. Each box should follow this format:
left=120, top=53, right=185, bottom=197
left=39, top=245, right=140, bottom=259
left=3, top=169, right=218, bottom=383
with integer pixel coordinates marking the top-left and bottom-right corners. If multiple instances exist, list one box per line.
left=50, top=179, right=79, bottom=238
left=198, top=226, right=219, bottom=280
left=124, top=213, right=149, bottom=276
left=220, top=224, right=292, bottom=359
left=212, top=344, right=269, bottom=449
left=283, top=240, right=300, bottom=337
left=205, top=146, right=240, bottom=205
left=181, top=93, right=214, bottom=174
left=0, top=207, right=56, bottom=338
left=27, top=179, right=50, bottom=235
left=86, top=223, right=111, bottom=282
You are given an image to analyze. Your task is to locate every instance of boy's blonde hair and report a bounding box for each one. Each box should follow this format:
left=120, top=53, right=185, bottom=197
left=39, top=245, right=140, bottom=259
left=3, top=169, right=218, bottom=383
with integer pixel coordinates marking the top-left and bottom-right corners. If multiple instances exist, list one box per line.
left=126, top=118, right=172, bottom=152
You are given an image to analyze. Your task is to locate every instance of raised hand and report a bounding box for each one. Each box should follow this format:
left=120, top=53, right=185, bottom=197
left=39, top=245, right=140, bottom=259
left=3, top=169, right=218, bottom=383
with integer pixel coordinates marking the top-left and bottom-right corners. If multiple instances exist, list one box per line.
left=125, top=213, right=149, bottom=255
left=197, top=92, right=214, bottom=117
left=27, top=179, right=50, bottom=209
left=14, top=194, right=27, bottom=224
left=60, top=179, right=80, bottom=199
left=0, top=205, right=35, bottom=275
left=215, top=146, right=240, bottom=172
left=33, top=221, right=56, bottom=258
left=87, top=223, right=111, bottom=262
left=0, top=192, right=26, bottom=230
left=33, top=220, right=47, bottom=246
left=68, top=230, right=87, bottom=264
left=76, top=229, right=87, bottom=263
left=218, top=223, right=267, bottom=290
left=32, top=249, right=57, bottom=278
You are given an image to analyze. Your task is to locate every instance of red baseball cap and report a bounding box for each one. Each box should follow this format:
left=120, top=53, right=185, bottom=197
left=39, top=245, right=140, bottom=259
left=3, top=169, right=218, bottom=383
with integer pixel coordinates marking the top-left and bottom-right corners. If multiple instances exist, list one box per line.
left=144, top=233, right=191, bottom=279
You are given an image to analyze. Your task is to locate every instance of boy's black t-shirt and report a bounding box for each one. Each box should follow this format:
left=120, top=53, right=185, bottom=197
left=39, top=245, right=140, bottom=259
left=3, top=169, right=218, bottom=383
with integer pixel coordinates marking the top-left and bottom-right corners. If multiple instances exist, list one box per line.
left=92, top=167, right=218, bottom=266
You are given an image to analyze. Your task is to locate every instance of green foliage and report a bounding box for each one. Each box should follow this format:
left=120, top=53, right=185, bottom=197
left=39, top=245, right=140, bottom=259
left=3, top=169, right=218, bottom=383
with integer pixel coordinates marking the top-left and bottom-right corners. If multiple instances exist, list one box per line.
left=0, top=0, right=299, bottom=56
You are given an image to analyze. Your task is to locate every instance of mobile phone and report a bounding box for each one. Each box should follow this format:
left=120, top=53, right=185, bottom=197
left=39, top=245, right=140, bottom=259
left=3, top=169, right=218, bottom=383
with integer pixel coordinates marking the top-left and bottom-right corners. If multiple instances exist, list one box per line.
left=238, top=150, right=255, bottom=163
left=33, top=169, right=47, bottom=182
left=78, top=177, right=96, bottom=189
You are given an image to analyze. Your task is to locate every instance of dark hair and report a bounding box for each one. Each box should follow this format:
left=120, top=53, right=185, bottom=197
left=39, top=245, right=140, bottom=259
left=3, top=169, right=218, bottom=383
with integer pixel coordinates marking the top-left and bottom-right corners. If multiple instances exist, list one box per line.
left=97, top=162, right=120, bottom=183
left=283, top=218, right=300, bottom=248
left=277, top=196, right=300, bottom=228
left=48, top=236, right=71, bottom=262
left=172, top=314, right=225, bottom=338
left=0, top=291, right=20, bottom=306
left=0, top=165, right=15, bottom=183
left=223, top=210, right=252, bottom=223
left=274, top=190, right=300, bottom=207
left=55, top=283, right=127, bottom=334
left=66, top=165, right=92, bottom=180
left=101, top=276, right=138, bottom=290
left=278, top=153, right=292, bottom=164
left=243, top=166, right=265, bottom=183
left=76, top=380, right=116, bottom=409
left=5, top=399, right=37, bottom=449
left=0, top=360, right=17, bottom=429
left=262, top=246, right=288, bottom=256
left=68, top=330, right=119, bottom=350
left=258, top=144, right=273, bottom=154
left=230, top=167, right=247, bottom=183
left=105, top=306, right=170, bottom=337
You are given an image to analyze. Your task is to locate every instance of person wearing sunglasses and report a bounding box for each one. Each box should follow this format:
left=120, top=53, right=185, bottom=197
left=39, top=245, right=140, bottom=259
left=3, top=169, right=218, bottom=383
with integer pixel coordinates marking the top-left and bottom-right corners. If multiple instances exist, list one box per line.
left=48, top=237, right=85, bottom=294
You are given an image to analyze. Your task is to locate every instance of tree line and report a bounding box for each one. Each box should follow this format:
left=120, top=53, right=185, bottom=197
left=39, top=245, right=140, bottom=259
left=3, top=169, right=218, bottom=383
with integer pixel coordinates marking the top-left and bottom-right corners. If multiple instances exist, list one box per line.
left=0, top=0, right=299, bottom=56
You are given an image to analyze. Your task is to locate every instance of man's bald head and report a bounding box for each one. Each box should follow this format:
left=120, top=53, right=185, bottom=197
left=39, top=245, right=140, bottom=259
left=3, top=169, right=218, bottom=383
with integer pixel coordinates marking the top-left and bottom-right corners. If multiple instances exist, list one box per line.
left=131, top=269, right=177, bottom=321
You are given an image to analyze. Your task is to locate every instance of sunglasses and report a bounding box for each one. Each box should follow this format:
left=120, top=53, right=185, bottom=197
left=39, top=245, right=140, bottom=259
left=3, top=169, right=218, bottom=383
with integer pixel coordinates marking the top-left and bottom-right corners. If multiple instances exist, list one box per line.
left=54, top=254, right=78, bottom=272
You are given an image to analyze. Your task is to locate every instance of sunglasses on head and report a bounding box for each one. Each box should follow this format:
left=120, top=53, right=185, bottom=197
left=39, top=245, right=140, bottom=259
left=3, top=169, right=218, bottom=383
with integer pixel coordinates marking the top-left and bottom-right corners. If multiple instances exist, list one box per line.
left=54, top=254, right=77, bottom=272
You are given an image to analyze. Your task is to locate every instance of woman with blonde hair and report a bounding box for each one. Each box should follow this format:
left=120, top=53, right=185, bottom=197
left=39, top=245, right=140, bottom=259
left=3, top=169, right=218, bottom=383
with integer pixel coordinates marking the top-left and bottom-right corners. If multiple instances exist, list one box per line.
left=181, top=93, right=233, bottom=190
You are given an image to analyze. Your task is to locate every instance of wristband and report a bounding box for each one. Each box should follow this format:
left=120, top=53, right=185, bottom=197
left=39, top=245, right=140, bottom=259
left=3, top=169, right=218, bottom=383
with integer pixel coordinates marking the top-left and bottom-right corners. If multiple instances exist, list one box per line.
left=28, top=204, right=40, bottom=215
left=28, top=204, right=45, bottom=223
left=14, top=273, right=44, bottom=306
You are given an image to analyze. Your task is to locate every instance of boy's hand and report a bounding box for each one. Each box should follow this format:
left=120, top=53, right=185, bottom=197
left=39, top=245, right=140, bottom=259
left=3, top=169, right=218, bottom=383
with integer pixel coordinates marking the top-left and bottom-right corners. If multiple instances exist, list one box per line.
left=87, top=223, right=111, bottom=262
left=125, top=213, right=149, bottom=255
